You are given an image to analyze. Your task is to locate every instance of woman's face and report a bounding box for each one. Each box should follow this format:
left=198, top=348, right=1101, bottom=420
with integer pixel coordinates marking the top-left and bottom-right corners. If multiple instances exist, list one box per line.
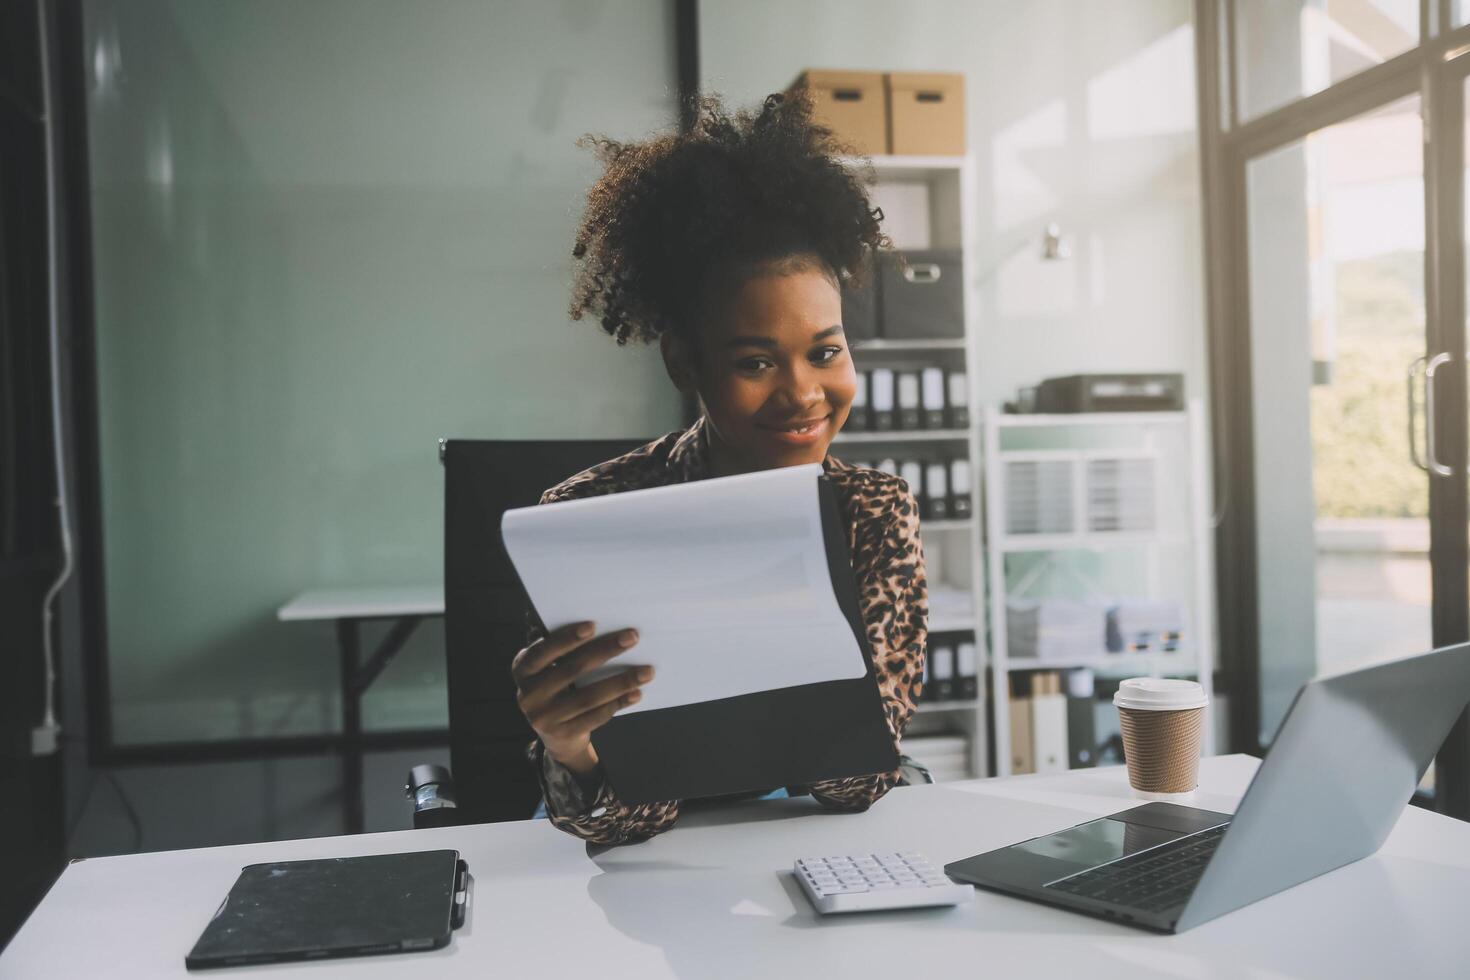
left=670, top=261, right=856, bottom=475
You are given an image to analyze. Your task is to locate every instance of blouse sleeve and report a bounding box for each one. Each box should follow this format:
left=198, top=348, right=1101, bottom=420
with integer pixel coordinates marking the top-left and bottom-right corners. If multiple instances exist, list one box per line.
left=806, top=478, right=928, bottom=812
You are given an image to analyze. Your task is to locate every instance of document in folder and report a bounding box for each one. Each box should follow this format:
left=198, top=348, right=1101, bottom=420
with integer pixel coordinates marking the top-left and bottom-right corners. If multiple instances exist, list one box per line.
left=500, top=463, right=869, bottom=714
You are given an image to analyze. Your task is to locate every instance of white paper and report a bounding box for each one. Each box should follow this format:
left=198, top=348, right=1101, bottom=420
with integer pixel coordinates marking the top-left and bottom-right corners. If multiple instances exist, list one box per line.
left=500, top=463, right=868, bottom=713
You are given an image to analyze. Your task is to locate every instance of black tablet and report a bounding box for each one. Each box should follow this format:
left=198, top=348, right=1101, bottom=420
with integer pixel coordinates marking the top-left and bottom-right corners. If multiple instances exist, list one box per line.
left=186, top=849, right=467, bottom=970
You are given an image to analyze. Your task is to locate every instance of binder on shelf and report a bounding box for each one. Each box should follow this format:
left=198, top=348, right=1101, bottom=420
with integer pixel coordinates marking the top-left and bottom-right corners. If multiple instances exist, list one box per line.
left=947, top=371, right=970, bottom=428
left=899, top=461, right=925, bottom=514
left=1031, top=672, right=1069, bottom=775
left=930, top=643, right=956, bottom=701
left=950, top=459, right=973, bottom=518
left=1009, top=694, right=1034, bottom=774
left=849, top=371, right=871, bottom=432
left=897, top=371, right=922, bottom=430
left=1066, top=694, right=1098, bottom=768
left=870, top=368, right=896, bottom=431
left=956, top=641, right=978, bottom=700
left=921, top=367, right=947, bottom=429
left=924, top=462, right=950, bottom=520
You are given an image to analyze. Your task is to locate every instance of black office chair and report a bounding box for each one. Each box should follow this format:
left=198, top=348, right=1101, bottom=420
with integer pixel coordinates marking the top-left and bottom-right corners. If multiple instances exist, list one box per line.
left=408, top=437, right=933, bottom=830
left=410, top=438, right=646, bottom=828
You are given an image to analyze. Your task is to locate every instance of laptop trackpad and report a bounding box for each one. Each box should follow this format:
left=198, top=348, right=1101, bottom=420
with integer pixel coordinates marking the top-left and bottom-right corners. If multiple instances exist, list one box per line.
left=1013, top=816, right=1181, bottom=870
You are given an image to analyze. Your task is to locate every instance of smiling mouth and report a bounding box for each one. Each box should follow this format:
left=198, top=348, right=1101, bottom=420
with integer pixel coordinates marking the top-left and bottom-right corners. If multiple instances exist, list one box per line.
left=758, top=415, right=830, bottom=435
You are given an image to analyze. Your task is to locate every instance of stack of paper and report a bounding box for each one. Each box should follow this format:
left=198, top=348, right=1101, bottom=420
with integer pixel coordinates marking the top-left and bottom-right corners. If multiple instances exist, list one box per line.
left=1107, top=600, right=1186, bottom=653
left=900, top=734, right=970, bottom=783
left=928, top=585, right=975, bottom=625
left=500, top=463, right=868, bottom=714
left=1007, top=599, right=1106, bottom=662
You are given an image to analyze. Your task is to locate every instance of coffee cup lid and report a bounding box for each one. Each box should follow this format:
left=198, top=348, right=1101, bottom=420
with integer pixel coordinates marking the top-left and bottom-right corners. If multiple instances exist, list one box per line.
left=1113, top=677, right=1207, bottom=711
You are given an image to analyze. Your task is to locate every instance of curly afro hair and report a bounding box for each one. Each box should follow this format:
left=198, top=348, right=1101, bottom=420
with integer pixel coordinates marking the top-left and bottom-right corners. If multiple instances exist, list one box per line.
left=569, top=92, right=888, bottom=346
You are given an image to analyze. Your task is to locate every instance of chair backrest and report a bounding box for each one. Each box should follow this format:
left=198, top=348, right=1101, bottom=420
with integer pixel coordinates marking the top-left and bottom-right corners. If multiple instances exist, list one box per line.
left=441, top=438, right=646, bottom=823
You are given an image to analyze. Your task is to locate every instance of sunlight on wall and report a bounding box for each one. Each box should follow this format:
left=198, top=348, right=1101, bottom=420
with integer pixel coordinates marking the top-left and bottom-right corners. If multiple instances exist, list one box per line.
left=1086, top=24, right=1197, bottom=140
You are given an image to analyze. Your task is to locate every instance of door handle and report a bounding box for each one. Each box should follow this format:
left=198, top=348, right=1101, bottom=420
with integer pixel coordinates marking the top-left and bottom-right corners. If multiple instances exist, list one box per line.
left=902, top=263, right=942, bottom=284
left=1424, top=352, right=1453, bottom=477
left=1408, top=355, right=1427, bottom=472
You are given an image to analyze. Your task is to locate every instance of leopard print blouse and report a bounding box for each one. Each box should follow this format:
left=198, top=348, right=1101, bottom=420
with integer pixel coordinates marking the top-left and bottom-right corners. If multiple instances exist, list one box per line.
left=526, top=416, right=928, bottom=845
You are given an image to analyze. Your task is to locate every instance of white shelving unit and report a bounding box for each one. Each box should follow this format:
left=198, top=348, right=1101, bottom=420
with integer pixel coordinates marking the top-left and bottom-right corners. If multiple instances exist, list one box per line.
left=830, top=153, right=988, bottom=780
left=983, top=401, right=1217, bottom=777
left=833, top=154, right=1215, bottom=785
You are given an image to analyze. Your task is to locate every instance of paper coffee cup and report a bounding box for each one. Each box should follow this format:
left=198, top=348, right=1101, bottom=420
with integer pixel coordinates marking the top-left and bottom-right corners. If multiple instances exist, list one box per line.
left=1113, top=678, right=1207, bottom=795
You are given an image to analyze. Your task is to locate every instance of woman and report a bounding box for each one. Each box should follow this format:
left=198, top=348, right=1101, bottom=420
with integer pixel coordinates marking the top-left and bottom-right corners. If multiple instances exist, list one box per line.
left=512, top=94, right=928, bottom=846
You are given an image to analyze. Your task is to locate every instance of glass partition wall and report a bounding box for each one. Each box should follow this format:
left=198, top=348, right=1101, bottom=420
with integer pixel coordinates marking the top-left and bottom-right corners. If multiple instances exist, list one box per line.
left=77, top=0, right=684, bottom=756
left=1199, top=0, right=1470, bottom=817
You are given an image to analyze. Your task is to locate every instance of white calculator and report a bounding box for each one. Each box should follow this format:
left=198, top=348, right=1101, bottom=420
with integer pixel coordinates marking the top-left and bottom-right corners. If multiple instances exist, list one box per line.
left=793, top=852, right=974, bottom=914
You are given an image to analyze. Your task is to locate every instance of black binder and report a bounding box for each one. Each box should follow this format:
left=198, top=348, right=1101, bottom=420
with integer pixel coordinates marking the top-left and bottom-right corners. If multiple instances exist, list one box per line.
left=518, top=476, right=899, bottom=806
left=185, top=850, right=468, bottom=970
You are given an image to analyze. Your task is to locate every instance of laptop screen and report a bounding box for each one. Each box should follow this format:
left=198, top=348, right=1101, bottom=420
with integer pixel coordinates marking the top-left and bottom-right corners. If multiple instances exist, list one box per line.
left=1014, top=816, right=1181, bottom=871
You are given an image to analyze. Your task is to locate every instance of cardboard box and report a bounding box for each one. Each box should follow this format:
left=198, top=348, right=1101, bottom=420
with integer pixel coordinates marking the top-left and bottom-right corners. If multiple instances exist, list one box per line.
left=790, top=70, right=887, bottom=156
left=886, top=72, right=965, bottom=156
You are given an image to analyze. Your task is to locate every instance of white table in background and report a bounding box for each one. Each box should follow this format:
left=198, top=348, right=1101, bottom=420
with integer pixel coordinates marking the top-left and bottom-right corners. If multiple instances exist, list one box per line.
left=276, top=584, right=445, bottom=834
left=6, top=754, right=1468, bottom=979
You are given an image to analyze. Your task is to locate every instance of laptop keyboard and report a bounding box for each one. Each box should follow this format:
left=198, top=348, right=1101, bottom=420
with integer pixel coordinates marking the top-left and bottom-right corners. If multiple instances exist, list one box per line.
left=1045, top=824, right=1227, bottom=914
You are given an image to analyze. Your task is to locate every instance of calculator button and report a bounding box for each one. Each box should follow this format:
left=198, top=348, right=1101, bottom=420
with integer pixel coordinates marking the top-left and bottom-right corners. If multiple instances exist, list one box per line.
left=794, top=852, right=971, bottom=914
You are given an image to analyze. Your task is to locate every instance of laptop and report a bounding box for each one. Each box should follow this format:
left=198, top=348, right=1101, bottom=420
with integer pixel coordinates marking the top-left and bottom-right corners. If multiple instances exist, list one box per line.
left=945, top=642, right=1470, bottom=933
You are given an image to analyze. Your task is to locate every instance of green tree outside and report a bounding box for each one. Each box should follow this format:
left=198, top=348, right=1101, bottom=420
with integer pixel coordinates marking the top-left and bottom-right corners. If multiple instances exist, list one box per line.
left=1310, top=250, right=1427, bottom=519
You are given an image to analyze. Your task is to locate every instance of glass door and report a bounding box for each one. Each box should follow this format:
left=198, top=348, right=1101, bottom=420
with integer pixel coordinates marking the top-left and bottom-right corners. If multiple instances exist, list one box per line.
left=1243, top=95, right=1441, bottom=747
left=1204, top=0, right=1470, bottom=816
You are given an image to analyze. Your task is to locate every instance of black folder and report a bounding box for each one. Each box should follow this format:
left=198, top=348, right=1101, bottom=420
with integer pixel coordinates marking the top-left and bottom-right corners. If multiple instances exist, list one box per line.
left=185, top=850, right=467, bottom=970
left=518, top=476, right=899, bottom=806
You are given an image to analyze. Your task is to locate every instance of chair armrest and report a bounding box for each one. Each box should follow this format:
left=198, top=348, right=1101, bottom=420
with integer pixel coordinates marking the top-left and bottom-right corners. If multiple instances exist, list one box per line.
left=896, top=754, right=935, bottom=786
left=406, top=763, right=462, bottom=829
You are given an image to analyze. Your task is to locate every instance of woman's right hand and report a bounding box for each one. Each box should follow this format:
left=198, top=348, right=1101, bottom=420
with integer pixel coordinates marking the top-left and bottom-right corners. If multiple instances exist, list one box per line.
left=512, top=621, right=653, bottom=777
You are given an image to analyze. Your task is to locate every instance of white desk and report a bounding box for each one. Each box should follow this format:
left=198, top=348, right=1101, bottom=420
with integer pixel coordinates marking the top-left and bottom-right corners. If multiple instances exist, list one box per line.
left=6, top=755, right=1467, bottom=979
left=276, top=586, right=446, bottom=623
left=276, top=585, right=446, bottom=833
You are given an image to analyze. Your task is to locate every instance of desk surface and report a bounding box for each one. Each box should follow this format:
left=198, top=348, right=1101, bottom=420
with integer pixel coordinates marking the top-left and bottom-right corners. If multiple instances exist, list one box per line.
left=6, top=755, right=1467, bottom=979
left=276, top=584, right=445, bottom=621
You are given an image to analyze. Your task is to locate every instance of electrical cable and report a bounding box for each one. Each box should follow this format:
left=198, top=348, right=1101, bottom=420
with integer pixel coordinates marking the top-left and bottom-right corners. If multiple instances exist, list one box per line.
left=37, top=6, right=145, bottom=857
left=37, top=0, right=75, bottom=744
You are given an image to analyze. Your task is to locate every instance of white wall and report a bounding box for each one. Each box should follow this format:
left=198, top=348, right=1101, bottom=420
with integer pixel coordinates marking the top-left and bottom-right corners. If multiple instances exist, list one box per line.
left=699, top=0, right=1207, bottom=410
